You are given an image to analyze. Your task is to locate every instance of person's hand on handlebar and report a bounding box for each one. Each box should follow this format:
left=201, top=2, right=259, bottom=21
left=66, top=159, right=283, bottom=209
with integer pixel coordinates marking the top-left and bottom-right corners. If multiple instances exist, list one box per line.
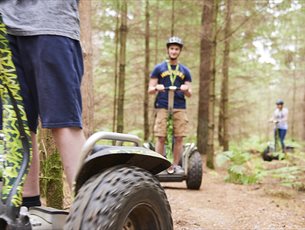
left=180, top=84, right=189, bottom=92
left=148, top=84, right=164, bottom=94
left=269, top=119, right=279, bottom=124
left=155, top=84, right=165, bottom=92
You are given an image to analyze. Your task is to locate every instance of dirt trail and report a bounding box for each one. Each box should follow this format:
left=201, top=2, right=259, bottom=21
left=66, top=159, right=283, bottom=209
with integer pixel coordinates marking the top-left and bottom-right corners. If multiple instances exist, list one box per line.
left=164, top=161, right=305, bottom=230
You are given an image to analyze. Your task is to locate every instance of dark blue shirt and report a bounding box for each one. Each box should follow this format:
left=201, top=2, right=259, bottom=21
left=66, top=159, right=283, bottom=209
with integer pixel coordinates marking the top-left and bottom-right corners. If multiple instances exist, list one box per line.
left=150, top=61, right=192, bottom=109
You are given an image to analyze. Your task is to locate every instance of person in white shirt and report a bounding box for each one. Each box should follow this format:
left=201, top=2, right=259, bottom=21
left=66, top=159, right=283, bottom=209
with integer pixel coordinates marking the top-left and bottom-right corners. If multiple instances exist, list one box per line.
left=270, top=99, right=288, bottom=152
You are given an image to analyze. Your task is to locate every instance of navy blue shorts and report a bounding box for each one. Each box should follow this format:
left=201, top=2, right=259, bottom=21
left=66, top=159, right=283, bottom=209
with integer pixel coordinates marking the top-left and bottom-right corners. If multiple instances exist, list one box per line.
left=7, top=35, right=84, bottom=133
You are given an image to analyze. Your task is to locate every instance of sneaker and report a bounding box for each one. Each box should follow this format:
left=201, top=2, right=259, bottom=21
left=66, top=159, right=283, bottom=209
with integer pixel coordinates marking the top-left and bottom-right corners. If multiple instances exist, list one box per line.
left=173, top=165, right=185, bottom=175
left=166, top=165, right=174, bottom=174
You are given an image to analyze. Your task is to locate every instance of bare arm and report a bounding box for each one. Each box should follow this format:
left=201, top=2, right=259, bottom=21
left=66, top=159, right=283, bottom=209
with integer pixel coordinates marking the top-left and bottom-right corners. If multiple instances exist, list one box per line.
left=148, top=78, right=164, bottom=94
left=181, top=81, right=192, bottom=97
left=148, top=78, right=158, bottom=94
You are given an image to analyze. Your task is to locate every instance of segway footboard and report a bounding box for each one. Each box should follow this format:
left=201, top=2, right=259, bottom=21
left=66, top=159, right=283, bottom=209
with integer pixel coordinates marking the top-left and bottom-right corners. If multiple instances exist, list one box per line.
left=29, top=207, right=68, bottom=229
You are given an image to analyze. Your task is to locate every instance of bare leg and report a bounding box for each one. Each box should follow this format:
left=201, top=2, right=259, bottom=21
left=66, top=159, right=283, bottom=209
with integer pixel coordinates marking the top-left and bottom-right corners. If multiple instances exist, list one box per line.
left=155, top=136, right=166, bottom=157
left=23, top=132, right=40, bottom=197
left=173, top=136, right=183, bottom=165
left=52, top=127, right=86, bottom=189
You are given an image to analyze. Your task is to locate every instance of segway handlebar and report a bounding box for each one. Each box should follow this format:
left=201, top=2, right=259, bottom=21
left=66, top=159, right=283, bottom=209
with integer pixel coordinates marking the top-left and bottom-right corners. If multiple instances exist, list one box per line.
left=163, top=86, right=181, bottom=91
left=78, top=131, right=141, bottom=165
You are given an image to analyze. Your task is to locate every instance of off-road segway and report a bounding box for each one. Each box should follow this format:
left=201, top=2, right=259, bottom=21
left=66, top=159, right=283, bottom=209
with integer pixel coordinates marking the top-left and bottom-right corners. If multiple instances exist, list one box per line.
left=0, top=16, right=173, bottom=230
left=262, top=121, right=286, bottom=162
left=145, top=86, right=202, bottom=190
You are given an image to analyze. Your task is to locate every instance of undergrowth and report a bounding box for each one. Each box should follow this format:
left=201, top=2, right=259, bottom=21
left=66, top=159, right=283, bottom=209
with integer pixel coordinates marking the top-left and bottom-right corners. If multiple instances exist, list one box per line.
left=216, top=136, right=305, bottom=190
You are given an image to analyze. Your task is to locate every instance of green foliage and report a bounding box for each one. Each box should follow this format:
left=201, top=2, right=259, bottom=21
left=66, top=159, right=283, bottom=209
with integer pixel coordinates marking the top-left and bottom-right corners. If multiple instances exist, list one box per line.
left=266, top=150, right=305, bottom=189
left=128, top=129, right=144, bottom=140
left=234, top=135, right=266, bottom=153
left=217, top=137, right=305, bottom=190
left=166, top=114, right=174, bottom=163
left=216, top=150, right=261, bottom=185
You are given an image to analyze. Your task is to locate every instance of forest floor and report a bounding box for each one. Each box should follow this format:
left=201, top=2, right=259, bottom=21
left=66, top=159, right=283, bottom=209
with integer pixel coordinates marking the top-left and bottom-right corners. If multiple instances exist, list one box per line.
left=164, top=157, right=305, bottom=230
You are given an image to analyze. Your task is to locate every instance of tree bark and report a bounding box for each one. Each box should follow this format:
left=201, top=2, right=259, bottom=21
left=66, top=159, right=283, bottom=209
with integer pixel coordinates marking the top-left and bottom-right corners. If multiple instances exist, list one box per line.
left=79, top=0, right=94, bottom=138
left=303, top=76, right=305, bottom=140
left=291, top=64, right=296, bottom=140
left=219, top=0, right=232, bottom=151
left=154, top=0, right=160, bottom=64
left=117, top=0, right=128, bottom=133
left=197, top=0, right=214, bottom=156
left=144, top=0, right=150, bottom=141
left=112, top=0, right=120, bottom=133
left=207, top=0, right=218, bottom=169
left=218, top=101, right=224, bottom=147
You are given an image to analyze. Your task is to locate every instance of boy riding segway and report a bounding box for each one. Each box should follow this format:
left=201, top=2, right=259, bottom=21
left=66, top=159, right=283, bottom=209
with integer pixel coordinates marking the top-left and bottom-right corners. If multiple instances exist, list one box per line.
left=148, top=37, right=202, bottom=190
left=148, top=36, right=192, bottom=174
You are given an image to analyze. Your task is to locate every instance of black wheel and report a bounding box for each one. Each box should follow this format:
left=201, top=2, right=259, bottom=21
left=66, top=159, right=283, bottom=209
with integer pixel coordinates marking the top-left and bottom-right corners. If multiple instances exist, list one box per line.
left=186, top=151, right=202, bottom=190
left=262, top=146, right=273, bottom=161
left=262, top=146, right=279, bottom=161
left=64, top=166, right=173, bottom=230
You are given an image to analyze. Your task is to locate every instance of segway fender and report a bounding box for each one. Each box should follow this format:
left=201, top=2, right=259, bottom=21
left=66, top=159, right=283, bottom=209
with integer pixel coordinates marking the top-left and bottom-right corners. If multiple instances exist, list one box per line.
left=182, top=143, right=198, bottom=172
left=74, top=146, right=170, bottom=194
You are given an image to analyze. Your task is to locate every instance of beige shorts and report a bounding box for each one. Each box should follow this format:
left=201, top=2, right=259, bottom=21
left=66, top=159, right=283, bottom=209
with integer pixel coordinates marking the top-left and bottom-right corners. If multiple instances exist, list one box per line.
left=154, top=109, right=189, bottom=137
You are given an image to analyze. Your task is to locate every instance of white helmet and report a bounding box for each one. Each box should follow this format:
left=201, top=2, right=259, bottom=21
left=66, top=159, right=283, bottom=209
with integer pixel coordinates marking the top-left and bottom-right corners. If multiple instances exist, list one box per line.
left=166, top=36, right=183, bottom=48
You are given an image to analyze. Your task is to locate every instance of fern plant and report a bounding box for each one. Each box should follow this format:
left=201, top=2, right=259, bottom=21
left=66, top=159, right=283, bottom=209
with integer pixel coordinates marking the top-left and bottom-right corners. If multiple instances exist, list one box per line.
left=217, top=137, right=305, bottom=189
left=216, top=150, right=263, bottom=185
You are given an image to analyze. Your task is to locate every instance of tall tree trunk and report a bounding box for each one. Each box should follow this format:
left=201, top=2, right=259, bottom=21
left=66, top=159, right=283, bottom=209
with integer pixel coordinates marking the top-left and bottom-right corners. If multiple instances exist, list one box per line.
left=154, top=0, right=160, bottom=64
left=116, top=0, right=128, bottom=133
left=112, top=0, right=120, bottom=132
left=288, top=18, right=299, bottom=141
left=206, top=0, right=218, bottom=169
left=171, top=0, right=175, bottom=36
left=303, top=75, right=305, bottom=140
left=219, top=0, right=232, bottom=151
left=197, top=0, right=215, bottom=156
left=218, top=100, right=224, bottom=146
left=79, top=0, right=94, bottom=138
left=144, top=0, right=150, bottom=141
left=291, top=65, right=296, bottom=140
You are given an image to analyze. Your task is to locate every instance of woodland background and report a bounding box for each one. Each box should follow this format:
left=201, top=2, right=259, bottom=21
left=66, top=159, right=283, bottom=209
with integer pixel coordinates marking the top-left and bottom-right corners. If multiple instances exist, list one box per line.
left=85, top=0, right=305, bottom=163
left=39, top=0, right=305, bottom=208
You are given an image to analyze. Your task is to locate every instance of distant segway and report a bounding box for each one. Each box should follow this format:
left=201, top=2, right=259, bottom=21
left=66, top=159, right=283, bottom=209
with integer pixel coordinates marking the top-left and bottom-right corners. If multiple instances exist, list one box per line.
left=262, top=122, right=284, bottom=161
left=144, top=86, right=202, bottom=190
